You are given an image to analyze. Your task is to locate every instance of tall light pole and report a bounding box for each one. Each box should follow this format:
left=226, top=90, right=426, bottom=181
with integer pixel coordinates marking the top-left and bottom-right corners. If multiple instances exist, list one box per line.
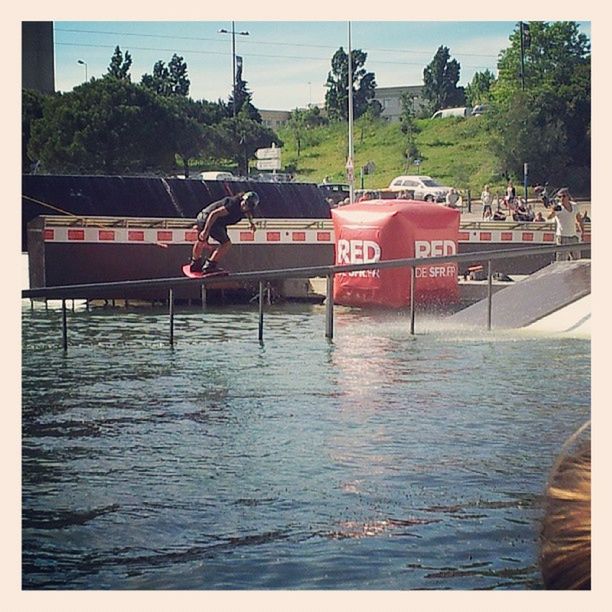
left=218, top=22, right=249, bottom=118
left=77, top=59, right=87, bottom=82
left=346, top=22, right=355, bottom=203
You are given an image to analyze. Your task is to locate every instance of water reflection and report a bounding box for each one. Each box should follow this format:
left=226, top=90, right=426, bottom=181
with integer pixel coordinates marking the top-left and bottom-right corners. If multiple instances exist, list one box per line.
left=21, top=302, right=590, bottom=589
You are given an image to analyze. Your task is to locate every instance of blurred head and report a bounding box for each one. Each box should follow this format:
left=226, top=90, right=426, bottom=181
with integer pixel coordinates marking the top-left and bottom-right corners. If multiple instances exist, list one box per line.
left=540, top=440, right=591, bottom=589
left=241, top=191, right=260, bottom=213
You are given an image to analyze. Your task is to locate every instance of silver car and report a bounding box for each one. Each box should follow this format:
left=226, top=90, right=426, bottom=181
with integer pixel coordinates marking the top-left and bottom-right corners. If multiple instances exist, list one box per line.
left=388, top=175, right=451, bottom=202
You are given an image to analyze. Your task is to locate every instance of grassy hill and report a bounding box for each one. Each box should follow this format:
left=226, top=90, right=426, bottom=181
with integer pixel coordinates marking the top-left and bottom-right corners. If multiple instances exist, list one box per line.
left=276, top=115, right=505, bottom=195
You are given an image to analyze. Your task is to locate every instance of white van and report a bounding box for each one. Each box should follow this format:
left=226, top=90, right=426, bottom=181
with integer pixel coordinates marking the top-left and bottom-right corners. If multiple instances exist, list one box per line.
left=198, top=171, right=236, bottom=181
left=387, top=175, right=452, bottom=202
left=431, top=107, right=472, bottom=119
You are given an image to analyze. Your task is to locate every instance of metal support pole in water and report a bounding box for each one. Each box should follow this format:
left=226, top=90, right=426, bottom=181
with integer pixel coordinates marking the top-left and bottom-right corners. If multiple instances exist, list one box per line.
left=325, top=273, right=334, bottom=339
left=258, top=281, right=265, bottom=342
left=410, top=266, right=416, bottom=335
left=169, top=288, right=175, bottom=346
left=201, top=284, right=206, bottom=309
left=487, top=260, right=493, bottom=331
left=61, top=299, right=68, bottom=351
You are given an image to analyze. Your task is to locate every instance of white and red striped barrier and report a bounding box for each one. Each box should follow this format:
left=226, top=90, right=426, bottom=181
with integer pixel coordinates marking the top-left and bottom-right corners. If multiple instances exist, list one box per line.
left=40, top=225, right=590, bottom=245
left=41, top=227, right=334, bottom=245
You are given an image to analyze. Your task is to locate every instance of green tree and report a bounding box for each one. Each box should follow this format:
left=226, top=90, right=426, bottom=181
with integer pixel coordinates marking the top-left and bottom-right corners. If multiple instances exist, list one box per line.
left=398, top=92, right=421, bottom=169
left=227, top=58, right=261, bottom=122
left=288, top=108, right=306, bottom=159
left=422, top=46, right=465, bottom=112
left=491, top=21, right=590, bottom=187
left=324, top=47, right=377, bottom=121
left=28, top=78, right=176, bottom=174
left=218, top=109, right=280, bottom=175
left=163, top=97, right=223, bottom=177
left=465, top=69, right=495, bottom=106
left=22, top=88, right=46, bottom=172
left=302, top=105, right=328, bottom=128
left=488, top=91, right=570, bottom=185
left=141, top=54, right=190, bottom=97
left=107, top=46, right=132, bottom=80
left=359, top=101, right=382, bottom=143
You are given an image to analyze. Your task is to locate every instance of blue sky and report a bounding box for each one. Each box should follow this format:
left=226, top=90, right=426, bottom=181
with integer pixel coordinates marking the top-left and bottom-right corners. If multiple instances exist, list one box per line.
left=53, top=20, right=591, bottom=111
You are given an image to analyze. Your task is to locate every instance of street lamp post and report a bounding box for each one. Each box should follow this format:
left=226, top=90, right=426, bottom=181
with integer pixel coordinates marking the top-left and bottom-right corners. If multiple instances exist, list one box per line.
left=77, top=59, right=88, bottom=82
left=218, top=22, right=249, bottom=118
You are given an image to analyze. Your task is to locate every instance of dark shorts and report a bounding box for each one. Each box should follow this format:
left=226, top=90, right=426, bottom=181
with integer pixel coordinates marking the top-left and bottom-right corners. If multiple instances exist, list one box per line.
left=196, top=211, right=230, bottom=244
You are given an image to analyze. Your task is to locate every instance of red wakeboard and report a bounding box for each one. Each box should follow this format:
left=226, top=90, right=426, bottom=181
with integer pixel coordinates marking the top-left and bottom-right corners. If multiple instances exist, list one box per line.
left=182, top=264, right=229, bottom=279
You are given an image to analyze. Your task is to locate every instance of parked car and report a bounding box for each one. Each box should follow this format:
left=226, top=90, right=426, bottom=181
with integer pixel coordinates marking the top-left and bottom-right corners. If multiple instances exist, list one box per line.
left=387, top=175, right=452, bottom=202
left=471, top=104, right=488, bottom=116
left=431, top=107, right=472, bottom=119
left=318, top=183, right=350, bottom=206
left=251, top=172, right=294, bottom=183
left=198, top=171, right=236, bottom=181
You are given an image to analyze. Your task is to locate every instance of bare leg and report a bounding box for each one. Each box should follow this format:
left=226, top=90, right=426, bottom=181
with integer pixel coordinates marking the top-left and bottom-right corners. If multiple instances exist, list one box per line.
left=209, top=241, right=231, bottom=263
left=192, top=239, right=212, bottom=261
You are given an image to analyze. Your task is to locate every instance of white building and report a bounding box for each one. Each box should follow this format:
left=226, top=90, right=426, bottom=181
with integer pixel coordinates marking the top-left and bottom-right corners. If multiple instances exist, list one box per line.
left=373, top=85, right=427, bottom=122
left=261, top=85, right=427, bottom=128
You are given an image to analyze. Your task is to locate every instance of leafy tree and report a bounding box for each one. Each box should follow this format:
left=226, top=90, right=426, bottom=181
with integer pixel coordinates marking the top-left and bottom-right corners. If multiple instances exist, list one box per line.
left=302, top=105, right=328, bottom=128
left=465, top=69, right=495, bottom=107
left=398, top=91, right=421, bottom=168
left=488, top=91, right=570, bottom=185
left=399, top=91, right=419, bottom=137
left=491, top=21, right=590, bottom=187
left=28, top=77, right=176, bottom=174
left=288, top=108, right=306, bottom=158
left=163, top=97, right=223, bottom=177
left=107, top=46, right=132, bottom=80
left=359, top=101, right=382, bottom=143
left=141, top=54, right=190, bottom=97
left=324, top=47, right=377, bottom=121
left=22, top=88, right=46, bottom=172
left=218, top=108, right=280, bottom=175
left=422, top=46, right=465, bottom=112
left=167, top=54, right=190, bottom=96
left=227, top=58, right=261, bottom=122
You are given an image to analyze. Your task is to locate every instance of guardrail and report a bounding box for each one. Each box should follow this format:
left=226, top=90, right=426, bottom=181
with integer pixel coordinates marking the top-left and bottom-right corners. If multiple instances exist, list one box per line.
left=22, top=243, right=588, bottom=350
left=37, top=214, right=591, bottom=234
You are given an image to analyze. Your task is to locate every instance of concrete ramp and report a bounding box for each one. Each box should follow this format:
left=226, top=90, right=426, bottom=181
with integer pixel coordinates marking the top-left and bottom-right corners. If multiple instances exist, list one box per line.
left=448, top=260, right=590, bottom=329
left=525, top=294, right=590, bottom=337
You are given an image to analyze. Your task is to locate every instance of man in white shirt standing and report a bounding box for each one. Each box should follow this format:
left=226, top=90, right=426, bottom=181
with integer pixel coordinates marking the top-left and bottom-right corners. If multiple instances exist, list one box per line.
left=547, top=187, right=585, bottom=261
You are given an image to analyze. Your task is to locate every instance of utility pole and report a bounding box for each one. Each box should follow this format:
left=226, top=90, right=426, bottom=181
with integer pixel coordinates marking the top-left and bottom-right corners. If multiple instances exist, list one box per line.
left=219, top=22, right=249, bottom=118
left=347, top=22, right=355, bottom=203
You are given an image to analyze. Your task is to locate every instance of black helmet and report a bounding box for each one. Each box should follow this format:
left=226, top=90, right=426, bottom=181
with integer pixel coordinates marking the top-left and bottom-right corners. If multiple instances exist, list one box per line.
left=242, top=191, right=260, bottom=211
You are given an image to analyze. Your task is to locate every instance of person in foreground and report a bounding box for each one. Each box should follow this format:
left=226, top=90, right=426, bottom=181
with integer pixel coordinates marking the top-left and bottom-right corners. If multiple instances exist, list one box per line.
left=547, top=187, right=585, bottom=261
left=539, top=432, right=590, bottom=590
left=189, top=191, right=260, bottom=273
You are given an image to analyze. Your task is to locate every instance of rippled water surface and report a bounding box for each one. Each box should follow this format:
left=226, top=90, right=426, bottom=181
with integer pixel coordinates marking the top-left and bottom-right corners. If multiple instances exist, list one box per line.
left=22, top=301, right=590, bottom=589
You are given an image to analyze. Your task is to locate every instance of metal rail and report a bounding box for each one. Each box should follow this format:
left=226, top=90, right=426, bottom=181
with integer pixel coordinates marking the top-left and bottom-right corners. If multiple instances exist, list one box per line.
left=23, top=243, right=588, bottom=350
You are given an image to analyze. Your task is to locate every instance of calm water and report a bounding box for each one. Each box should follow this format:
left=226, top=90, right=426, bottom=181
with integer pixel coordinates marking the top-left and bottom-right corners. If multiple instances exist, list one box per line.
left=22, top=301, right=590, bottom=590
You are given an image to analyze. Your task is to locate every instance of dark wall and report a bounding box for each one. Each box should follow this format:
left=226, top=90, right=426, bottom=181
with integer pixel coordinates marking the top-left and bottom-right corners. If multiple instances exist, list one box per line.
left=22, top=175, right=331, bottom=251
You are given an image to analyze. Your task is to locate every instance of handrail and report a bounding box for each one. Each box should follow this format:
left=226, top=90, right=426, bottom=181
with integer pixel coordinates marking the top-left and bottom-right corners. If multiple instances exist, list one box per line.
left=22, top=243, right=584, bottom=301
left=23, top=242, right=589, bottom=349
